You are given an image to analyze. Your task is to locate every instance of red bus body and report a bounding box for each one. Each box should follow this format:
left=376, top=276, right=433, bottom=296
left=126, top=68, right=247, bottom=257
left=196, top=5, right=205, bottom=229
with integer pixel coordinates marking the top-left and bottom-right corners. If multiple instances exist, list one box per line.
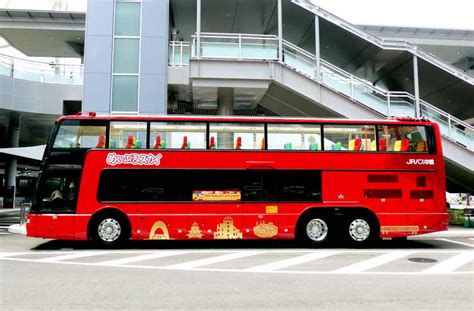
left=27, top=115, right=448, bottom=242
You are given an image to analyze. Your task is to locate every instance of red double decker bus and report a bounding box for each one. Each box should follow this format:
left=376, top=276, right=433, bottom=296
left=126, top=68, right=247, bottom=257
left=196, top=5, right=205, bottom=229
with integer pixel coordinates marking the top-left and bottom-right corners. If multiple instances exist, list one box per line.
left=27, top=114, right=448, bottom=246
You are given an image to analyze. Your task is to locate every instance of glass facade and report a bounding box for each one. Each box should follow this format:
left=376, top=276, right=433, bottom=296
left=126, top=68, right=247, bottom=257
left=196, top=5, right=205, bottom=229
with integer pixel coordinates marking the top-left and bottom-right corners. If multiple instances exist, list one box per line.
left=114, top=2, right=140, bottom=36
left=111, top=76, right=139, bottom=112
left=113, top=39, right=140, bottom=73
left=111, top=0, right=141, bottom=113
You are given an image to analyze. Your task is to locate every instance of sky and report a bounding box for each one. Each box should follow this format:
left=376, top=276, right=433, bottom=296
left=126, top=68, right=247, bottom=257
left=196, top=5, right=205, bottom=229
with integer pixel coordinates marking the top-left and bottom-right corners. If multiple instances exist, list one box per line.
left=311, top=0, right=474, bottom=30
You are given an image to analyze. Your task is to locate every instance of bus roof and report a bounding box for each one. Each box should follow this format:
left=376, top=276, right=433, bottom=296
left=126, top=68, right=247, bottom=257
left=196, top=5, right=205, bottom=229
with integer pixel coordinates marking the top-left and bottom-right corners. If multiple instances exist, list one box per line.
left=56, top=113, right=435, bottom=126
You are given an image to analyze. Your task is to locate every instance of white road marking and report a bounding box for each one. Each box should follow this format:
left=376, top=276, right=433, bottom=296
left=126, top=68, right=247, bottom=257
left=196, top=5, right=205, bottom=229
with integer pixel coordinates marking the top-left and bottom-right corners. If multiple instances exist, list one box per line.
left=244, top=251, right=339, bottom=272
left=436, top=238, right=474, bottom=248
left=423, top=252, right=474, bottom=273
left=99, top=251, right=188, bottom=266
left=332, top=251, right=415, bottom=273
left=469, top=238, right=474, bottom=241
left=0, top=252, right=29, bottom=258
left=165, top=251, right=265, bottom=269
left=1, top=250, right=473, bottom=275
left=0, top=232, right=11, bottom=235
left=36, top=252, right=106, bottom=263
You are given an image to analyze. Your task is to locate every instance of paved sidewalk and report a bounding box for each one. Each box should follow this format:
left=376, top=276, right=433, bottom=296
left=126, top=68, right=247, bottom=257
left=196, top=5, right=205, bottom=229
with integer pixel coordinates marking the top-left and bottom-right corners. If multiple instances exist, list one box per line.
left=8, top=224, right=474, bottom=238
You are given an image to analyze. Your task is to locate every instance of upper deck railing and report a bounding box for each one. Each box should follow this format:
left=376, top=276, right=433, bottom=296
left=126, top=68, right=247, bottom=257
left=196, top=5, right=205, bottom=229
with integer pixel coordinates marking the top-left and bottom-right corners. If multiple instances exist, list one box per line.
left=0, top=54, right=83, bottom=85
left=187, top=33, right=473, bottom=151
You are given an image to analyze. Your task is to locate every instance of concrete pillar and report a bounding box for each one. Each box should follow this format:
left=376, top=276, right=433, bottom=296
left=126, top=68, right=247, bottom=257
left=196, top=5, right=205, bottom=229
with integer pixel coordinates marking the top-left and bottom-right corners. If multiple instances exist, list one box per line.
left=217, top=87, right=234, bottom=149
left=217, top=87, right=234, bottom=116
left=413, top=55, right=420, bottom=118
left=4, top=118, right=20, bottom=208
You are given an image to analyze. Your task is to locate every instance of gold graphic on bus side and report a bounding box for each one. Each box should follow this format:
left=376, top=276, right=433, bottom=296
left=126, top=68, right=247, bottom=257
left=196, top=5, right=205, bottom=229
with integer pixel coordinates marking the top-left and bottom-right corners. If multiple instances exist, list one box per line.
left=187, top=222, right=204, bottom=239
left=380, top=226, right=419, bottom=234
left=149, top=221, right=170, bottom=240
left=266, top=206, right=278, bottom=214
left=253, top=221, right=278, bottom=238
left=214, top=217, right=243, bottom=239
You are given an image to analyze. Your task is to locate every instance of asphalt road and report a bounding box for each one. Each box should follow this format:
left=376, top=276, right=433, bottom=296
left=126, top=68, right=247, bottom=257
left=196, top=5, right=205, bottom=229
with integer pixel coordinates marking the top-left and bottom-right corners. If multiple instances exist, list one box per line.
left=1, top=233, right=473, bottom=310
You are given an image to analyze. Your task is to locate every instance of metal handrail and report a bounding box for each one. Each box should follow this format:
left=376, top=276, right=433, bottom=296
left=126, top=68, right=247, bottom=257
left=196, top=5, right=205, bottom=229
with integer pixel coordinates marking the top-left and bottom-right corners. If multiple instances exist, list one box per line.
left=280, top=39, right=473, bottom=135
left=292, top=0, right=474, bottom=85
left=0, top=53, right=83, bottom=84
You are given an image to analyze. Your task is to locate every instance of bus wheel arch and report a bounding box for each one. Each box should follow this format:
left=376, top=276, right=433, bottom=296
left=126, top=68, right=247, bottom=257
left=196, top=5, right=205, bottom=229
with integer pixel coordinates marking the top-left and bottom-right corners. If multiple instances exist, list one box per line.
left=88, top=208, right=131, bottom=246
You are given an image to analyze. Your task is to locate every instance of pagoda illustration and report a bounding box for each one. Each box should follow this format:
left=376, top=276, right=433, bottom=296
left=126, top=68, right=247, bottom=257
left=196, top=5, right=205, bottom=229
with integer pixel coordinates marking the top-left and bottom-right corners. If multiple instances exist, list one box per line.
left=214, top=217, right=243, bottom=239
left=187, top=222, right=204, bottom=239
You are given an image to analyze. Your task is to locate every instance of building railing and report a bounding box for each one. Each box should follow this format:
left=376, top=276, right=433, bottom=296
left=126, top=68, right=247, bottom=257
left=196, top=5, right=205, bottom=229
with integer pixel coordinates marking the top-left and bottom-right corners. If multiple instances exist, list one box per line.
left=0, top=54, right=83, bottom=85
left=169, top=41, right=190, bottom=66
left=189, top=32, right=473, bottom=150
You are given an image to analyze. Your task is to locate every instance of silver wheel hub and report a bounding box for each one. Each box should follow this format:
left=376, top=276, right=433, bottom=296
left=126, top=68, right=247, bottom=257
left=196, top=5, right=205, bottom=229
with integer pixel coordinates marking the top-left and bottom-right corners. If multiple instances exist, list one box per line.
left=98, top=218, right=121, bottom=242
left=306, top=218, right=328, bottom=242
left=349, top=219, right=370, bottom=242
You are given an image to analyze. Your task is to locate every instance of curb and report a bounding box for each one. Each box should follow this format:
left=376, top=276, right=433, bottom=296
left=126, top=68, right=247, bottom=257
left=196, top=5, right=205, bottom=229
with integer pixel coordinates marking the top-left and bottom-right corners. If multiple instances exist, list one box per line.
left=8, top=224, right=27, bottom=235
left=415, top=230, right=474, bottom=238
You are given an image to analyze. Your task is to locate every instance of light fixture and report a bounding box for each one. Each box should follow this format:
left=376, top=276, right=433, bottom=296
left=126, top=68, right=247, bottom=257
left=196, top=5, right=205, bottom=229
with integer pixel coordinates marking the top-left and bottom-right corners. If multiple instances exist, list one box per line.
left=456, top=51, right=462, bottom=55
left=76, top=36, right=81, bottom=40
left=49, top=35, right=55, bottom=39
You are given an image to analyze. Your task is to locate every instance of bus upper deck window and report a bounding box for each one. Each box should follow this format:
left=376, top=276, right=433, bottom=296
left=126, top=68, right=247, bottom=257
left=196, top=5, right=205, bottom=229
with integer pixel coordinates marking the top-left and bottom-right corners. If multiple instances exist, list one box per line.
left=110, top=122, right=147, bottom=149
left=150, top=122, right=206, bottom=150
left=53, top=123, right=106, bottom=148
left=209, top=123, right=264, bottom=150
left=323, top=124, right=376, bottom=151
left=378, top=125, right=429, bottom=153
left=267, top=124, right=321, bottom=151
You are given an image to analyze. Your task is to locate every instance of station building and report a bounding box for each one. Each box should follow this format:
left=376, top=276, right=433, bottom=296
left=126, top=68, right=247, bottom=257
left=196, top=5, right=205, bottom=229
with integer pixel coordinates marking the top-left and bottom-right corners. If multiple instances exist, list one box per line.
left=0, top=0, right=473, bottom=207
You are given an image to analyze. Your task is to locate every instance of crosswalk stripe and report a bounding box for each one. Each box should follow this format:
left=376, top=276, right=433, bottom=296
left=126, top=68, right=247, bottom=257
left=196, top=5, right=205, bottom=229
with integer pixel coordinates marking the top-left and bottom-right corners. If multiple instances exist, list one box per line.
left=423, top=252, right=474, bottom=273
left=36, top=252, right=106, bottom=262
left=0, top=252, right=29, bottom=258
left=332, top=251, right=415, bottom=273
left=244, top=251, right=339, bottom=272
left=98, top=251, right=188, bottom=266
left=165, top=251, right=265, bottom=269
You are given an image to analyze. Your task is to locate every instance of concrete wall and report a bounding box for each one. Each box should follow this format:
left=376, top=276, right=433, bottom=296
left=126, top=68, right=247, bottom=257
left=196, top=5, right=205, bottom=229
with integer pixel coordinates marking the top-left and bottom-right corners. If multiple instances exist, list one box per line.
left=0, top=75, right=82, bottom=114
left=82, top=0, right=114, bottom=114
left=83, top=0, right=169, bottom=115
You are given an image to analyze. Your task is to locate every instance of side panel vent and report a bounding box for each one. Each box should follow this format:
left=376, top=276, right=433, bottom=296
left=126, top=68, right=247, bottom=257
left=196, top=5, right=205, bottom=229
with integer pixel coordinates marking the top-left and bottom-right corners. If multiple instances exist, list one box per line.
left=364, top=189, right=402, bottom=198
left=410, top=190, right=434, bottom=199
left=367, top=175, right=398, bottom=183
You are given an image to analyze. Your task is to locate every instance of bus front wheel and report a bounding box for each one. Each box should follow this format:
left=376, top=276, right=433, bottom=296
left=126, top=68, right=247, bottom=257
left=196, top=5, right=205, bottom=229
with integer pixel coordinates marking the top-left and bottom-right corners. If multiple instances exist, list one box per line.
left=300, top=215, right=331, bottom=246
left=91, top=213, right=129, bottom=247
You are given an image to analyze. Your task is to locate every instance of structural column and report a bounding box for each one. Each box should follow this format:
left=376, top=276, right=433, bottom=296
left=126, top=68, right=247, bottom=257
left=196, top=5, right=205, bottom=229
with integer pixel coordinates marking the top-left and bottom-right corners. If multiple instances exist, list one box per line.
left=314, top=15, right=320, bottom=82
left=413, top=55, right=420, bottom=118
left=4, top=117, right=20, bottom=208
left=217, top=87, right=234, bottom=149
left=196, top=0, right=201, bottom=58
left=277, top=0, right=283, bottom=63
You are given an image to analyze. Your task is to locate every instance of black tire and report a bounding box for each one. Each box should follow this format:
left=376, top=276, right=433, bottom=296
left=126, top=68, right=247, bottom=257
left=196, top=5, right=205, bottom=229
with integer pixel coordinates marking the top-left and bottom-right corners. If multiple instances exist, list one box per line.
left=299, top=214, right=331, bottom=247
left=346, top=215, right=379, bottom=245
left=90, top=213, right=129, bottom=248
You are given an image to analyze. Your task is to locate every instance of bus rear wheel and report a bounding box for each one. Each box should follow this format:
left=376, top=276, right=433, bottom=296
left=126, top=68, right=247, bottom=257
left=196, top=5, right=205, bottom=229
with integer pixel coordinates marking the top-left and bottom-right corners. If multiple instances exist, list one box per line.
left=347, top=216, right=377, bottom=244
left=91, top=213, right=129, bottom=247
left=300, top=215, right=330, bottom=246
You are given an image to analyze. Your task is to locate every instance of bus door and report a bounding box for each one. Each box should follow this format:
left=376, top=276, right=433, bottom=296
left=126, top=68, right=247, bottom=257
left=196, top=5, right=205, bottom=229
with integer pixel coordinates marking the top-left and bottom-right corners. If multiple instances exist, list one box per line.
left=241, top=170, right=279, bottom=240
left=33, top=170, right=80, bottom=240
